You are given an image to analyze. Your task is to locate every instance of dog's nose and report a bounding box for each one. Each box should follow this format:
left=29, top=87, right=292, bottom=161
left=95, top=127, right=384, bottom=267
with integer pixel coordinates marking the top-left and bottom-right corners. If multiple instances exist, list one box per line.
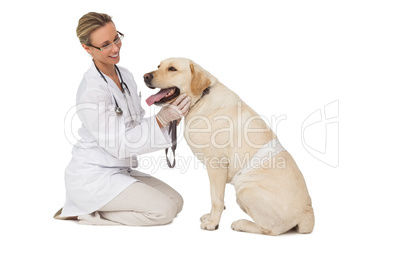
left=144, top=73, right=153, bottom=82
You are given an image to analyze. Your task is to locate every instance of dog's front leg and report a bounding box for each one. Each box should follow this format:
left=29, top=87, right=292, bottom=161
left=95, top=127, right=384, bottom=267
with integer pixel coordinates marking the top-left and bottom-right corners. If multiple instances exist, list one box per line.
left=200, top=165, right=227, bottom=230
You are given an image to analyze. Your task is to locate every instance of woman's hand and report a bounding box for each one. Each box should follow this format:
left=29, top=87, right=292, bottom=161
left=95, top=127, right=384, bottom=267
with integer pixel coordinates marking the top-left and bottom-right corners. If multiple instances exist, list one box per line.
left=156, top=94, right=191, bottom=127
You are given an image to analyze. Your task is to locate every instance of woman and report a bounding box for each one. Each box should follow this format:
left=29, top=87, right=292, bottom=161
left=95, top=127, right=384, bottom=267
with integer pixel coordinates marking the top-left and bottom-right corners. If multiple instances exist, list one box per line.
left=54, top=12, right=190, bottom=225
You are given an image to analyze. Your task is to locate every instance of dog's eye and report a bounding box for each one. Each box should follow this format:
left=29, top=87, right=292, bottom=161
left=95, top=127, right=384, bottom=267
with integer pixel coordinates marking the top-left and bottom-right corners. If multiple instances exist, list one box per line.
left=168, top=66, right=177, bottom=72
left=157, top=65, right=160, bottom=68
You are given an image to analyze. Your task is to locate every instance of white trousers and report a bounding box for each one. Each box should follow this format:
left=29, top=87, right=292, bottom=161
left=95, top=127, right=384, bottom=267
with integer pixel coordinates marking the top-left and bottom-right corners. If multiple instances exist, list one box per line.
left=77, top=176, right=183, bottom=226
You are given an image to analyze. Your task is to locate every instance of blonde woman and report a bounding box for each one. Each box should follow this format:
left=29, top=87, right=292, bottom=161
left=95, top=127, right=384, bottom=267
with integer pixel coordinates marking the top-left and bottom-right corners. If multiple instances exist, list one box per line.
left=54, top=12, right=190, bottom=225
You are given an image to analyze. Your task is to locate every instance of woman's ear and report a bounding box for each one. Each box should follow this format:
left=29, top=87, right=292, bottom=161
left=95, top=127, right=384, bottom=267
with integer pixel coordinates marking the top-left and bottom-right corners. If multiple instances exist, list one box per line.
left=190, top=62, right=211, bottom=96
left=82, top=43, right=92, bottom=54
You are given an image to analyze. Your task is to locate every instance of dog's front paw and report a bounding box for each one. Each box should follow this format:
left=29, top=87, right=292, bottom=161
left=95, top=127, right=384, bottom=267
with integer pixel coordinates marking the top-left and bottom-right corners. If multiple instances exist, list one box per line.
left=201, top=220, right=219, bottom=230
left=200, top=213, right=219, bottom=230
left=200, top=213, right=211, bottom=222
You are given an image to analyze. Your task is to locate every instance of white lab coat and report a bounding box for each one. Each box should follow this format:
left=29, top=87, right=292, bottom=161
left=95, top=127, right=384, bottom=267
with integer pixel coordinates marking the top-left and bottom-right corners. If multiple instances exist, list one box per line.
left=59, top=62, right=172, bottom=217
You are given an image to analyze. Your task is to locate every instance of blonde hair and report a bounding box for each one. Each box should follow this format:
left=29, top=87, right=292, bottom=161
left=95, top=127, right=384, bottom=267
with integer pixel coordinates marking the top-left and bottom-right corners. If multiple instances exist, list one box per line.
left=76, top=12, right=113, bottom=45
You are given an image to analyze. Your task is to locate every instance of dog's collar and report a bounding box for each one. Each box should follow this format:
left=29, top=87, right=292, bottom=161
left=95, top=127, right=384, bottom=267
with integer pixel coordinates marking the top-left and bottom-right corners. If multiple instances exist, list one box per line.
left=189, top=87, right=210, bottom=111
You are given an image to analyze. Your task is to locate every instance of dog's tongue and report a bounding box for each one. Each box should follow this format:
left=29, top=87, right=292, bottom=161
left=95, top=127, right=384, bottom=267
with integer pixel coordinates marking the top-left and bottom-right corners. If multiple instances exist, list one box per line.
left=146, top=89, right=171, bottom=106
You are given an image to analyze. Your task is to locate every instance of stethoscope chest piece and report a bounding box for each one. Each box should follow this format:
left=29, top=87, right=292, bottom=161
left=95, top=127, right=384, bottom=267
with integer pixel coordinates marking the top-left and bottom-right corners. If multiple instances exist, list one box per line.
left=115, top=107, right=123, bottom=116
left=95, top=63, right=129, bottom=117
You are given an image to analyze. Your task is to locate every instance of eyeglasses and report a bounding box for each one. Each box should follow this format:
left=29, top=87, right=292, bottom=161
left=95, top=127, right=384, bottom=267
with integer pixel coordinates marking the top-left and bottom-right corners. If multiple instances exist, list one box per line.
left=89, top=31, right=124, bottom=52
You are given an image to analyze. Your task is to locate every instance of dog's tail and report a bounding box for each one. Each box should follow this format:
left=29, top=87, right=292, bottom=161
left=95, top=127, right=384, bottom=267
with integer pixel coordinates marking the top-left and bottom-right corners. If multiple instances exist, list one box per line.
left=296, top=206, right=315, bottom=234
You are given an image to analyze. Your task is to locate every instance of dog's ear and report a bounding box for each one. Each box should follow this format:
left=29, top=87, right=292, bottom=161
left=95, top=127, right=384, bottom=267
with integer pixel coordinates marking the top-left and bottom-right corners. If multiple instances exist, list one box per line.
left=190, top=62, right=211, bottom=96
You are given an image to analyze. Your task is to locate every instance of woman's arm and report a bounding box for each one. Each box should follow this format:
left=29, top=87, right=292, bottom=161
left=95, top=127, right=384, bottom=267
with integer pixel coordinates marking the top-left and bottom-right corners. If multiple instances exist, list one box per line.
left=77, top=89, right=172, bottom=160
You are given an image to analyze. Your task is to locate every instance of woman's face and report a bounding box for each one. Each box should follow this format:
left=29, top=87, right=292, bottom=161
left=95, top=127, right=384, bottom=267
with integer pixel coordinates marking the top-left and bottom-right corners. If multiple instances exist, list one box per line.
left=83, top=22, right=121, bottom=66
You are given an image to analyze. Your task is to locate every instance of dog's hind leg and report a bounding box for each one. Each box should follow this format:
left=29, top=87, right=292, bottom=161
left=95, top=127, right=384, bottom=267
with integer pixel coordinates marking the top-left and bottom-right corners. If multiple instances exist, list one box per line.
left=231, top=219, right=265, bottom=234
left=233, top=185, right=286, bottom=235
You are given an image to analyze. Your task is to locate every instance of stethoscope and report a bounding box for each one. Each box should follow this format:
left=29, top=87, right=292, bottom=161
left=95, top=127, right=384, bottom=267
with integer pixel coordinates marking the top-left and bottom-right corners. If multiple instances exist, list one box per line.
left=94, top=63, right=178, bottom=168
left=94, top=63, right=130, bottom=116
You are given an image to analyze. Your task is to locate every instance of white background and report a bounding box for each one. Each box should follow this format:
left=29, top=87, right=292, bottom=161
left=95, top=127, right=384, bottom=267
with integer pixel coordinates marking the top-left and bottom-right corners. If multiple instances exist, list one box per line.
left=1, top=0, right=401, bottom=267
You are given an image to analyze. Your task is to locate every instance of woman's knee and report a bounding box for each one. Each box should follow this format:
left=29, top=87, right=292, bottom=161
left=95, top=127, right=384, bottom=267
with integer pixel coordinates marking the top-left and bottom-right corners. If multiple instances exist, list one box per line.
left=175, top=193, right=184, bottom=214
left=154, top=198, right=178, bottom=225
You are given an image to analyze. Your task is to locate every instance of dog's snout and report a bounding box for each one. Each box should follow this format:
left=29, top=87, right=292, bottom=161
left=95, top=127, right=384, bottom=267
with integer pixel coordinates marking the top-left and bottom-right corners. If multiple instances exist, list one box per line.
left=144, top=73, right=153, bottom=82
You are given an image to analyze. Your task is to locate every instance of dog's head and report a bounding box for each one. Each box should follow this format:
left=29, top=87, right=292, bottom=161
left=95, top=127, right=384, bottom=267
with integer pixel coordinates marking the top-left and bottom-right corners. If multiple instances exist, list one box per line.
left=144, top=58, right=217, bottom=106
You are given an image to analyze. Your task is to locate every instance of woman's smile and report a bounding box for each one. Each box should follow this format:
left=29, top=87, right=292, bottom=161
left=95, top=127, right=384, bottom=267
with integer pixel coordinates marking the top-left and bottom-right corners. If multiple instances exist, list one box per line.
left=109, top=53, right=119, bottom=58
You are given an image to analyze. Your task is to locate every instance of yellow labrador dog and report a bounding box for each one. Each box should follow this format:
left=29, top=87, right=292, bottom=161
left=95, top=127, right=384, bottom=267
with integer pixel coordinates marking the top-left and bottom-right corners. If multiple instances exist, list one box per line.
left=144, top=58, right=314, bottom=235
